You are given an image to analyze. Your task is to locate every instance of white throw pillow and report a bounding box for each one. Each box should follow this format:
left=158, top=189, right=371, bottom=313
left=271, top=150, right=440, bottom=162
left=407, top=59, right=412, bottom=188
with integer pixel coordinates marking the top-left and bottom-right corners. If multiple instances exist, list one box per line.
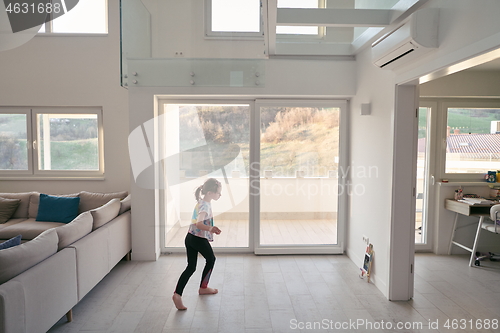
left=90, top=198, right=121, bottom=230
left=79, top=191, right=128, bottom=212
left=55, top=211, right=93, bottom=250
left=0, top=228, right=58, bottom=284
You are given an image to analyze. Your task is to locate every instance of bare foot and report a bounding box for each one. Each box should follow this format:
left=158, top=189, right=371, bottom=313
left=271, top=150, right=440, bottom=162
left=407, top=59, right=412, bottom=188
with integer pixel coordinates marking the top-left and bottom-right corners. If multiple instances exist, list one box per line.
left=172, top=293, right=187, bottom=310
left=199, top=287, right=218, bottom=295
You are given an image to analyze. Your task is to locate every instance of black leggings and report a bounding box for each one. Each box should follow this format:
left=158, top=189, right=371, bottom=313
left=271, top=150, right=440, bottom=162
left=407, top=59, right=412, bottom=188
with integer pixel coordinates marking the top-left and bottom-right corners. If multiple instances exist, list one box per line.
left=174, top=233, right=216, bottom=296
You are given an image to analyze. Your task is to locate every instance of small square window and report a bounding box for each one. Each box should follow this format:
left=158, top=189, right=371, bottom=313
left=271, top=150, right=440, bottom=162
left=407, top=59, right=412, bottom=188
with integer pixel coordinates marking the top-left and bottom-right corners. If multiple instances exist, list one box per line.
left=206, top=0, right=262, bottom=38
left=38, top=0, right=107, bottom=34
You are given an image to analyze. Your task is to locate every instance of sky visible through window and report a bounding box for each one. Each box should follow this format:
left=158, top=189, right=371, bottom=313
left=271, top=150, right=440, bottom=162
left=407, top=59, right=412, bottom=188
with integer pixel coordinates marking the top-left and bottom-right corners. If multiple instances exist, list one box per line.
left=39, top=0, right=107, bottom=33
left=211, top=0, right=260, bottom=32
left=211, top=0, right=319, bottom=35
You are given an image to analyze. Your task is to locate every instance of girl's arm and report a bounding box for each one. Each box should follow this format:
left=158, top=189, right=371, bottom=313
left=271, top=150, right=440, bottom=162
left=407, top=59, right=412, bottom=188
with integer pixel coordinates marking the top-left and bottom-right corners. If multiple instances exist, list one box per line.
left=195, top=212, right=221, bottom=234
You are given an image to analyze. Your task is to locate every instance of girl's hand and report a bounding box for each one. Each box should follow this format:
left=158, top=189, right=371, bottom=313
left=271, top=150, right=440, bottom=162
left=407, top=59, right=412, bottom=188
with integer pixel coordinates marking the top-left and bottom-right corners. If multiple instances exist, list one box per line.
left=211, top=226, right=222, bottom=235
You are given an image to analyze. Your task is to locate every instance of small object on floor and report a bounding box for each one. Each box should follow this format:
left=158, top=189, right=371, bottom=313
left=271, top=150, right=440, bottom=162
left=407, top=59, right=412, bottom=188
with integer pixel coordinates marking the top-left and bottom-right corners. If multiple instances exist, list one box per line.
left=359, top=243, right=374, bottom=282
left=474, top=251, right=500, bottom=266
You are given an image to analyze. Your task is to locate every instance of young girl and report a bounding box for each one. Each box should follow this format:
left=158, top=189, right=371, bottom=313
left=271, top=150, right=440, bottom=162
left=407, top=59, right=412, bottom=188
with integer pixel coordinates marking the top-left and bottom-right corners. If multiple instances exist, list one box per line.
left=172, top=178, right=222, bottom=310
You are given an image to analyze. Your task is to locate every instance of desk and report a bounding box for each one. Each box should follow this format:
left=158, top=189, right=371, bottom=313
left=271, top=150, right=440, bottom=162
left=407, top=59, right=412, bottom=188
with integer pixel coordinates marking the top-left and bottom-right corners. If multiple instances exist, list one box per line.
left=445, top=199, right=495, bottom=266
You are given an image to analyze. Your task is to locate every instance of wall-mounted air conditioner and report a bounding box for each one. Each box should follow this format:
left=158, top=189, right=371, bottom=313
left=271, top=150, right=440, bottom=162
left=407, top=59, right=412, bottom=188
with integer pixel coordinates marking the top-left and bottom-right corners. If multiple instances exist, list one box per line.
left=372, top=8, right=439, bottom=70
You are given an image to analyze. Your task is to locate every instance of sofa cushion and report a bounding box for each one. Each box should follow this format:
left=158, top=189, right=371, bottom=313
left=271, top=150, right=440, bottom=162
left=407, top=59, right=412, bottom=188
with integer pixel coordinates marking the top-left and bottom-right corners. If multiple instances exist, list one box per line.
left=79, top=191, right=128, bottom=212
left=91, top=198, right=121, bottom=230
left=0, top=218, right=27, bottom=234
left=0, top=235, right=22, bottom=250
left=119, top=194, right=132, bottom=215
left=55, top=211, right=93, bottom=250
left=28, top=192, right=79, bottom=219
left=0, top=197, right=21, bottom=224
left=0, top=228, right=58, bottom=284
left=0, top=192, right=33, bottom=219
left=0, top=219, right=65, bottom=240
left=36, top=194, right=81, bottom=223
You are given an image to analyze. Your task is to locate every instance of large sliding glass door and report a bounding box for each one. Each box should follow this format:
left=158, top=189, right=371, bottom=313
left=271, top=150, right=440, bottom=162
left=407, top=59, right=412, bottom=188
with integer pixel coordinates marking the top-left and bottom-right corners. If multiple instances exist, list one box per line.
left=160, top=99, right=346, bottom=254
left=255, top=100, right=345, bottom=253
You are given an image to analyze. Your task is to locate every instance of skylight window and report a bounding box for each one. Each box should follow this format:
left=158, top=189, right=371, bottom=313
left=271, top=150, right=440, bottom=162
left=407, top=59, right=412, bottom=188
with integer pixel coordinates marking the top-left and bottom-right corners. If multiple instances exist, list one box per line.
left=277, top=0, right=321, bottom=35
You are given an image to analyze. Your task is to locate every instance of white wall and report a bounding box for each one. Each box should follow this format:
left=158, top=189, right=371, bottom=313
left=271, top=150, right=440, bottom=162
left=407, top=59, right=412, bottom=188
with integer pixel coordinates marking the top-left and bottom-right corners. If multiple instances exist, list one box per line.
left=0, top=0, right=130, bottom=195
left=420, top=70, right=500, bottom=97
left=348, top=47, right=396, bottom=298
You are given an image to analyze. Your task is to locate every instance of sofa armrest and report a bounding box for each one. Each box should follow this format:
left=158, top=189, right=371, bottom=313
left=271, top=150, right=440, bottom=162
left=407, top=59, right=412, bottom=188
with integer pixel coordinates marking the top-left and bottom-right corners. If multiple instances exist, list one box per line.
left=0, top=280, right=25, bottom=333
left=11, top=247, right=78, bottom=333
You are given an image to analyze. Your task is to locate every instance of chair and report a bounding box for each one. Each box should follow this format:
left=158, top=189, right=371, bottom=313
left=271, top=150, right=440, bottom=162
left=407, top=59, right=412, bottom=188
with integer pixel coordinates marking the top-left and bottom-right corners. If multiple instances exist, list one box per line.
left=468, top=205, right=500, bottom=266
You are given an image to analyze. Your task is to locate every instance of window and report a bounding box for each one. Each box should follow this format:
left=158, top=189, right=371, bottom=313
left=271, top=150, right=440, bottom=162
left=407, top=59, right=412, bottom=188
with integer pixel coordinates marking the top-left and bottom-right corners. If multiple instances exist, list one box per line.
left=206, top=0, right=262, bottom=38
left=445, top=106, right=500, bottom=174
left=0, top=107, right=104, bottom=178
left=38, top=0, right=107, bottom=34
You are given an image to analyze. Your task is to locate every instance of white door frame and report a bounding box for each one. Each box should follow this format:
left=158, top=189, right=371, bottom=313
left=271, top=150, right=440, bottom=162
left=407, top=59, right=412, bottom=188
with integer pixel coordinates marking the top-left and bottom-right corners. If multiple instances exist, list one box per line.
left=389, top=83, right=418, bottom=301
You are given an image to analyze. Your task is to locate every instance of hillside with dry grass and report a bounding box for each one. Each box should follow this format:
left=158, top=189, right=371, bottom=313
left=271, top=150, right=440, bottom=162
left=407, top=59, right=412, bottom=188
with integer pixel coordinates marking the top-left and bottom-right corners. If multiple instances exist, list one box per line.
left=178, top=105, right=340, bottom=177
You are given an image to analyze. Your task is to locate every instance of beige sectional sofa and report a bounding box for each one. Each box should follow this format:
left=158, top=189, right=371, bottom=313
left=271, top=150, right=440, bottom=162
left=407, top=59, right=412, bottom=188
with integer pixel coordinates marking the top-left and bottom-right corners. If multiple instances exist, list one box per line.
left=0, top=191, right=131, bottom=333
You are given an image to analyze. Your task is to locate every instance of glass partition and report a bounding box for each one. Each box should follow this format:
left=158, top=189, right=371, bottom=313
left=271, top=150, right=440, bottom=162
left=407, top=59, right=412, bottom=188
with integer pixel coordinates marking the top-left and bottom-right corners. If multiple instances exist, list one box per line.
left=120, top=0, right=152, bottom=87
left=126, top=59, right=265, bottom=87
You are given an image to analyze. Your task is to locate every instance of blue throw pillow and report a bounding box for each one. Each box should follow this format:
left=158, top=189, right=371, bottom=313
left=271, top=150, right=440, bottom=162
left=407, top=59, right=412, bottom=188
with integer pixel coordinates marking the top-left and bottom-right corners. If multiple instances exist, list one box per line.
left=0, top=235, right=22, bottom=250
left=36, top=194, right=81, bottom=223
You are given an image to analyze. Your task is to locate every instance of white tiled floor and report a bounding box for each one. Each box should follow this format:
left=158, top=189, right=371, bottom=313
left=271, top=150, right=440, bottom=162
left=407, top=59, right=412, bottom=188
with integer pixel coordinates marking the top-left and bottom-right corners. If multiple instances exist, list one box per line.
left=48, top=253, right=500, bottom=333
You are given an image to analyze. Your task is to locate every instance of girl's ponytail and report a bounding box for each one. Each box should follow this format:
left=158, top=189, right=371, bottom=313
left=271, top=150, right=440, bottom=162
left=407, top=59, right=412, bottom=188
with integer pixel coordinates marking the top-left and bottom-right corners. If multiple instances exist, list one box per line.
left=194, top=185, right=203, bottom=201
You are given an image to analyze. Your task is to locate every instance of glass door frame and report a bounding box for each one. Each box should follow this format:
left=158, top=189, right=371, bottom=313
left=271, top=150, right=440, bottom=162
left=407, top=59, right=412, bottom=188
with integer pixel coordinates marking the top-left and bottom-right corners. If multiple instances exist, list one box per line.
left=416, top=100, right=437, bottom=252
left=158, top=98, right=348, bottom=255
left=158, top=98, right=255, bottom=254
left=253, top=99, right=348, bottom=255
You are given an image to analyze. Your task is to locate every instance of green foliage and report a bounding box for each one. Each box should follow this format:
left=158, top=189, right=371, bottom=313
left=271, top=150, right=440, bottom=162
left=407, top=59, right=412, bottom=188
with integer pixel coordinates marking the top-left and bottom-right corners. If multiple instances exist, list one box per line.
left=40, top=139, right=99, bottom=170
left=41, top=118, right=98, bottom=141
left=0, top=135, right=27, bottom=170
left=178, top=106, right=339, bottom=177
left=448, top=108, right=500, bottom=134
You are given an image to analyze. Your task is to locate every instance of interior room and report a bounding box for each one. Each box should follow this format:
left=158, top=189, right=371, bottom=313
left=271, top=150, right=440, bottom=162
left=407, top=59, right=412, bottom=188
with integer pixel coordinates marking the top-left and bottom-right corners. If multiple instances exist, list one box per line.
left=1, top=0, right=500, bottom=332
